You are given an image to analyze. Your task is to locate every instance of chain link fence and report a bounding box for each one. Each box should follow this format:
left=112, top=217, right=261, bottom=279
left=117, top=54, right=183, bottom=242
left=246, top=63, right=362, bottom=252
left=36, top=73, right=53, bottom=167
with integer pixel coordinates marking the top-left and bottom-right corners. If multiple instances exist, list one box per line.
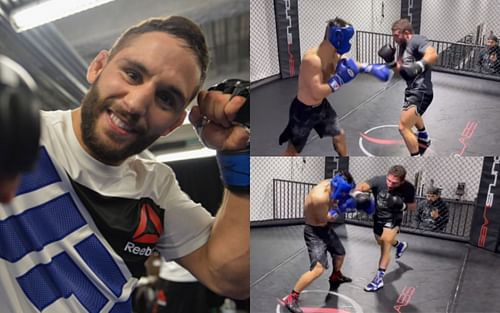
left=349, top=157, right=483, bottom=200
left=355, top=31, right=500, bottom=78
left=251, top=157, right=325, bottom=222
left=250, top=0, right=500, bottom=81
left=254, top=156, right=484, bottom=241
left=249, top=0, right=279, bottom=81
left=346, top=196, right=476, bottom=241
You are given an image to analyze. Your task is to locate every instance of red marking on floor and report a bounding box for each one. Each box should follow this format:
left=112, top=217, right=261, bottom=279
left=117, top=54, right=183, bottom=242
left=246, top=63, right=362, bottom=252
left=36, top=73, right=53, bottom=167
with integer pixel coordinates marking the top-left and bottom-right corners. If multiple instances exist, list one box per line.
left=360, top=132, right=405, bottom=145
left=394, top=286, right=416, bottom=313
left=302, top=308, right=351, bottom=313
left=457, top=120, right=478, bottom=156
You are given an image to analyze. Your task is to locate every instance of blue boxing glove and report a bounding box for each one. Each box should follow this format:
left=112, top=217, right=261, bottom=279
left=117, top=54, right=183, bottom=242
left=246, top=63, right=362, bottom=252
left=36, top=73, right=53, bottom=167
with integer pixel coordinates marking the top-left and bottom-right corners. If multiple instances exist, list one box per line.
left=328, top=58, right=359, bottom=92
left=328, top=207, right=339, bottom=218
left=338, top=197, right=357, bottom=213
left=330, top=197, right=357, bottom=218
left=360, top=63, right=393, bottom=82
left=399, top=60, right=426, bottom=81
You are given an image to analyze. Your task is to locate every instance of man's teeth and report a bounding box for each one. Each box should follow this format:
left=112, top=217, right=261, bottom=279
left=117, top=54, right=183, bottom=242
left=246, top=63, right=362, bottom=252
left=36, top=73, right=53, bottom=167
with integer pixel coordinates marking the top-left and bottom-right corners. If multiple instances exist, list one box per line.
left=110, top=113, right=132, bottom=131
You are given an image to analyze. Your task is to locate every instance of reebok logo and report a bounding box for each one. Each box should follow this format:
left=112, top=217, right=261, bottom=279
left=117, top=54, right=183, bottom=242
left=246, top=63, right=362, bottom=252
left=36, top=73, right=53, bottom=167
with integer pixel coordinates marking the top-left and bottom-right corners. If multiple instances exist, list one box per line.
left=132, top=203, right=164, bottom=244
left=124, top=241, right=153, bottom=256
left=123, top=203, right=164, bottom=255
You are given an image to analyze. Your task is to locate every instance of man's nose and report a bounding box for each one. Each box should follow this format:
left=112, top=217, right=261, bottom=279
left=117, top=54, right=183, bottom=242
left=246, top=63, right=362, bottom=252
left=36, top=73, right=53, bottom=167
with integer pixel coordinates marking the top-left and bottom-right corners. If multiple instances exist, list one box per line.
left=122, top=84, right=154, bottom=116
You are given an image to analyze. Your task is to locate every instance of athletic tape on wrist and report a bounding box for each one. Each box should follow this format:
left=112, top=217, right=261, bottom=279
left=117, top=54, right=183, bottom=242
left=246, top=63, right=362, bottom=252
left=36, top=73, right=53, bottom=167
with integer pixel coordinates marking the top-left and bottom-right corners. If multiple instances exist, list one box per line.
left=216, top=149, right=249, bottom=192
left=208, top=79, right=250, bottom=192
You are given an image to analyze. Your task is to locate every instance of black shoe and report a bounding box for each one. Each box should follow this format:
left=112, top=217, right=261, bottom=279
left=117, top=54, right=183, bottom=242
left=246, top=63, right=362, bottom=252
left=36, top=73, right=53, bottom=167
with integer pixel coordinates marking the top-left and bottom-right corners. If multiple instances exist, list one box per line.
left=284, top=296, right=303, bottom=313
left=329, top=272, right=352, bottom=290
left=418, top=138, right=431, bottom=155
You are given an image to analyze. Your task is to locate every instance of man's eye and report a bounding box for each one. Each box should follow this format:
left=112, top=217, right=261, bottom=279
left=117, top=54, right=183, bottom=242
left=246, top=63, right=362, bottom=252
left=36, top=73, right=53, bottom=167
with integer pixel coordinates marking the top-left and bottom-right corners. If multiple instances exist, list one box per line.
left=126, top=70, right=140, bottom=82
left=157, top=93, right=178, bottom=110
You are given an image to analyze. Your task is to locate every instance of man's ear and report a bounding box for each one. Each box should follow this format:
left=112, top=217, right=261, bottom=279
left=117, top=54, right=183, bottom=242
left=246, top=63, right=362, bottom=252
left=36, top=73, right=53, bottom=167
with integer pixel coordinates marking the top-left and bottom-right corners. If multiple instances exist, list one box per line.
left=161, top=110, right=187, bottom=136
left=87, top=50, right=109, bottom=84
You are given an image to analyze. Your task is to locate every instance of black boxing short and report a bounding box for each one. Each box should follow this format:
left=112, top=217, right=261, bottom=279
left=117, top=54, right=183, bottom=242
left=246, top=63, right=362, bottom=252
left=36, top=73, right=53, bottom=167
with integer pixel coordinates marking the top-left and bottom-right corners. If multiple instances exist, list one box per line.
left=304, top=223, right=345, bottom=271
left=373, top=213, right=403, bottom=237
left=402, top=88, right=434, bottom=115
left=279, top=97, right=342, bottom=153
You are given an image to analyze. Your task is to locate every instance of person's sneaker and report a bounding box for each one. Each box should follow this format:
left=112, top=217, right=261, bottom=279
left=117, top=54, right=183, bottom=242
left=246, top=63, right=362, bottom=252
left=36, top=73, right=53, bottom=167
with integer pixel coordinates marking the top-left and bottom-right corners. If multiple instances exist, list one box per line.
left=418, top=138, right=431, bottom=155
left=364, top=272, right=384, bottom=292
left=329, top=272, right=352, bottom=290
left=396, top=241, right=408, bottom=259
left=283, top=295, right=303, bottom=313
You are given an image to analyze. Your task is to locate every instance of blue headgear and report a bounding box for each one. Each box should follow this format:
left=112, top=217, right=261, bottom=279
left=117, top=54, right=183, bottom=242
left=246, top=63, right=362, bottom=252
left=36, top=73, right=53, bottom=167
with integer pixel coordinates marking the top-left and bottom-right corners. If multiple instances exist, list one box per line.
left=327, top=24, right=355, bottom=54
left=330, top=173, right=355, bottom=201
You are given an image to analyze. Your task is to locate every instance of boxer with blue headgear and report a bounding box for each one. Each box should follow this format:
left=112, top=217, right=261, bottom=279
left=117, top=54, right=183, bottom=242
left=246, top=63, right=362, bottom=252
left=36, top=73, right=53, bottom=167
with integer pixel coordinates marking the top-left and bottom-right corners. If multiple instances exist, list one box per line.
left=330, top=173, right=355, bottom=202
left=326, top=18, right=355, bottom=54
left=279, top=16, right=360, bottom=158
left=283, top=171, right=353, bottom=312
left=329, top=172, right=356, bottom=216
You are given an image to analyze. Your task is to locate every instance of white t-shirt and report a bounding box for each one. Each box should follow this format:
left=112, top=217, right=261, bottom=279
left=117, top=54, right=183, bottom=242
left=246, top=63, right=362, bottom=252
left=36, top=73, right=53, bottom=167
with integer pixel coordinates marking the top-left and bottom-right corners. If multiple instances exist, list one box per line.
left=159, top=260, right=197, bottom=283
left=0, top=110, right=214, bottom=313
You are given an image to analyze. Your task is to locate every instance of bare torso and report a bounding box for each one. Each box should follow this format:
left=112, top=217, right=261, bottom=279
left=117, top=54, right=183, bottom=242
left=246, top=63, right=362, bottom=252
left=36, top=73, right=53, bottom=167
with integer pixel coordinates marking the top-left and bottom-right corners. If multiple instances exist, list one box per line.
left=297, top=46, right=340, bottom=106
left=304, top=179, right=332, bottom=226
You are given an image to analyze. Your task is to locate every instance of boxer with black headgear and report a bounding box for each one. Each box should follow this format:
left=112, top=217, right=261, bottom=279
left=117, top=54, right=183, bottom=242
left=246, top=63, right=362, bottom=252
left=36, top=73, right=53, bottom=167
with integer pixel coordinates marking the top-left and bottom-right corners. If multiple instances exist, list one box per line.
left=0, top=55, right=40, bottom=203
left=281, top=170, right=354, bottom=313
left=278, top=17, right=392, bottom=156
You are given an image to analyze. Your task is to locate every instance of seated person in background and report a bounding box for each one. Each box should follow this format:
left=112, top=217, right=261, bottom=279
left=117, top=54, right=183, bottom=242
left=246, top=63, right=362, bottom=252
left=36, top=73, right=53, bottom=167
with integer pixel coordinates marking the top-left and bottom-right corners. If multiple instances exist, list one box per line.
left=416, top=187, right=449, bottom=232
left=478, top=34, right=500, bottom=74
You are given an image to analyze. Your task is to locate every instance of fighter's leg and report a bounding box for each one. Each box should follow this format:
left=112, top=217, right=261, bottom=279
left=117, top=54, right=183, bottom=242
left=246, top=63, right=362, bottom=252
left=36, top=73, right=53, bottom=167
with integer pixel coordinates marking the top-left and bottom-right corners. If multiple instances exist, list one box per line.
left=333, top=131, right=348, bottom=156
left=399, top=105, right=419, bottom=156
left=327, top=227, right=351, bottom=289
left=284, top=142, right=301, bottom=156
left=315, top=100, right=347, bottom=156
left=280, top=100, right=316, bottom=156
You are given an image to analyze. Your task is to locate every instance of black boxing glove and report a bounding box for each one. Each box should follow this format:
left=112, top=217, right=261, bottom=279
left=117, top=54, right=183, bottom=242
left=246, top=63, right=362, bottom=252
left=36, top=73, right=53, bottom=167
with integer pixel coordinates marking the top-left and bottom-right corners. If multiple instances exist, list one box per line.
left=207, top=79, right=250, bottom=193
left=378, top=44, right=396, bottom=68
left=387, top=195, right=407, bottom=212
left=0, top=55, right=40, bottom=177
left=352, top=191, right=375, bottom=215
left=399, top=60, right=426, bottom=81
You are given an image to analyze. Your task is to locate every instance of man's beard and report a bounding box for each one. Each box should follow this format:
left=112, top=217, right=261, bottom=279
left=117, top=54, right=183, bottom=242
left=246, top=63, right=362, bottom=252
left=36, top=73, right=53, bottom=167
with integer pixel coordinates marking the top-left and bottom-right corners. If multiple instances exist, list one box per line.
left=80, top=83, right=158, bottom=165
left=399, top=41, right=407, bottom=52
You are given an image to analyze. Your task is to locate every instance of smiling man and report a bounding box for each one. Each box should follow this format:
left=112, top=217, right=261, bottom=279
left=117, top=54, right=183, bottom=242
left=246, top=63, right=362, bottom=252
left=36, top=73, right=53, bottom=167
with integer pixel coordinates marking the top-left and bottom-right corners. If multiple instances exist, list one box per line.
left=0, top=16, right=249, bottom=313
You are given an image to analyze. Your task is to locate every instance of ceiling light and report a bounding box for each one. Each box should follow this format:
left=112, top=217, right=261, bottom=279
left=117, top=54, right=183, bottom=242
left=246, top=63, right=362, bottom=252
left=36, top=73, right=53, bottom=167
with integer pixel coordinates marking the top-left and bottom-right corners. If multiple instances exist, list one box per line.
left=155, top=148, right=216, bottom=163
left=11, top=0, right=116, bottom=32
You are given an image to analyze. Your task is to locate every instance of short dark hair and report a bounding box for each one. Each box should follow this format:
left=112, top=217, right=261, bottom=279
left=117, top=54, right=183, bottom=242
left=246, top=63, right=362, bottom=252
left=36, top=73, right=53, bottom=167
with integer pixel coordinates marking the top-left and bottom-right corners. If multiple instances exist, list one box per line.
left=324, top=17, right=351, bottom=40
left=108, top=16, right=210, bottom=101
left=427, top=187, right=441, bottom=196
left=391, top=19, right=413, bottom=34
left=388, top=165, right=406, bottom=181
left=488, top=34, right=498, bottom=43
